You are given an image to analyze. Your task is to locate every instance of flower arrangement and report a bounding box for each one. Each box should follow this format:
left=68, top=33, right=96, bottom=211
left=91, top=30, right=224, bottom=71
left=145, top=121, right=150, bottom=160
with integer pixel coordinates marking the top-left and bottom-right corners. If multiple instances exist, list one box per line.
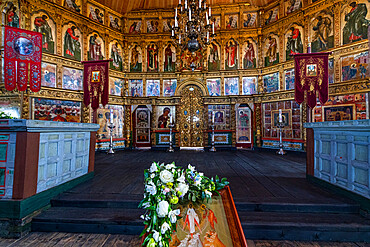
left=139, top=162, right=229, bottom=247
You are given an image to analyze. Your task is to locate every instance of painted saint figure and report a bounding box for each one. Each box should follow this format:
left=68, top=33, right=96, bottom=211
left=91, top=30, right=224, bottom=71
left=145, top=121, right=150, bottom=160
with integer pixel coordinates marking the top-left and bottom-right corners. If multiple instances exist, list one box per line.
left=130, top=45, right=142, bottom=72
left=343, top=1, right=370, bottom=44
left=266, top=36, right=278, bottom=64
left=34, top=15, right=54, bottom=53
left=243, top=41, right=255, bottom=69
left=64, top=26, right=81, bottom=61
left=183, top=205, right=201, bottom=237
left=312, top=15, right=332, bottom=51
left=89, top=34, right=102, bottom=61
left=158, top=107, right=171, bottom=128
left=225, top=40, right=237, bottom=70
left=208, top=43, right=220, bottom=71
left=7, top=6, right=19, bottom=27
left=110, top=42, right=123, bottom=71
left=147, top=44, right=158, bottom=72
left=286, top=27, right=303, bottom=60
left=164, top=44, right=176, bottom=72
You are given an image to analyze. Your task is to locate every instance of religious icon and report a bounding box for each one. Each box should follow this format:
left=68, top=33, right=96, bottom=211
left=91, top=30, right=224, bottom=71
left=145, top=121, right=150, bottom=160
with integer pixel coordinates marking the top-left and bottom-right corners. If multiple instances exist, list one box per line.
left=225, top=14, right=238, bottom=29
left=147, top=44, right=158, bottom=72
left=109, top=15, right=121, bottom=31
left=286, top=27, right=303, bottom=60
left=14, top=37, right=34, bottom=56
left=164, top=44, right=176, bottom=72
left=63, top=24, right=81, bottom=61
left=264, top=7, right=278, bottom=25
left=110, top=42, right=123, bottom=71
left=208, top=42, right=220, bottom=71
left=147, top=20, right=159, bottom=33
left=242, top=77, right=257, bottom=95
left=158, top=107, right=171, bottom=128
left=183, top=204, right=201, bottom=237
left=341, top=52, right=369, bottom=81
left=41, top=62, right=56, bottom=88
left=343, top=1, right=370, bottom=44
left=285, top=69, right=295, bottom=90
left=146, top=80, right=160, bottom=97
left=311, top=13, right=334, bottom=52
left=129, top=21, right=141, bottom=34
left=33, top=13, right=55, bottom=53
left=109, top=78, right=123, bottom=96
left=129, top=79, right=143, bottom=97
left=243, top=40, right=256, bottom=69
left=286, top=0, right=302, bottom=14
left=225, top=39, right=238, bottom=70
left=62, top=67, right=83, bottom=90
left=272, top=110, right=291, bottom=128
left=213, top=111, right=225, bottom=124
left=6, top=6, right=19, bottom=27
left=236, top=106, right=251, bottom=143
left=207, top=79, right=221, bottom=96
left=265, top=36, right=279, bottom=66
left=163, top=79, right=177, bottom=96
left=163, top=19, right=174, bottom=32
left=323, top=105, right=355, bottom=121
left=130, top=44, right=142, bottom=72
left=88, top=5, right=104, bottom=24
left=243, top=13, right=256, bottom=27
left=91, top=71, right=100, bottom=83
left=306, top=64, right=317, bottom=76
left=33, top=98, right=81, bottom=123
left=224, top=77, right=239, bottom=95
left=180, top=49, right=202, bottom=71
left=64, top=0, right=81, bottom=12
left=88, top=34, right=104, bottom=61
left=263, top=72, right=279, bottom=93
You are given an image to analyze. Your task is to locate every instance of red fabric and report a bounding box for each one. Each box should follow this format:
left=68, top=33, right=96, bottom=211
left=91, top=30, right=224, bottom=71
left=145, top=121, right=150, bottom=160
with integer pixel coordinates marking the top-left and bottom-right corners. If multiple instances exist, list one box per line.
left=82, top=60, right=110, bottom=110
left=292, top=29, right=299, bottom=39
left=4, top=26, right=42, bottom=92
left=294, top=52, right=330, bottom=108
left=67, top=28, right=79, bottom=40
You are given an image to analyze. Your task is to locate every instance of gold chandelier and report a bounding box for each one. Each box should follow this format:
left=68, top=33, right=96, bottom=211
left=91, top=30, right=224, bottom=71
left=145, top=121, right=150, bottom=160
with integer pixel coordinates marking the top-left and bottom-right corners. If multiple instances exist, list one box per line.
left=171, top=0, right=216, bottom=53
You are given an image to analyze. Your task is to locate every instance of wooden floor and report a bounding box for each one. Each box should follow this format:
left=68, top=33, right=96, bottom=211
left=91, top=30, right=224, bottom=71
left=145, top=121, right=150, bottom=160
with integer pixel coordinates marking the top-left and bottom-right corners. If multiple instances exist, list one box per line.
left=63, top=149, right=352, bottom=205
left=1, top=232, right=369, bottom=247
left=2, top=149, right=368, bottom=246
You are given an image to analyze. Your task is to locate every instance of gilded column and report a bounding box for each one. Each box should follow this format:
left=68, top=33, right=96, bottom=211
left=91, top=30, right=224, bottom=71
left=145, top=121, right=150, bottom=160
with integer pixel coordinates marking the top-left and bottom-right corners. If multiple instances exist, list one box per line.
left=254, top=100, right=262, bottom=147
left=124, top=104, right=132, bottom=147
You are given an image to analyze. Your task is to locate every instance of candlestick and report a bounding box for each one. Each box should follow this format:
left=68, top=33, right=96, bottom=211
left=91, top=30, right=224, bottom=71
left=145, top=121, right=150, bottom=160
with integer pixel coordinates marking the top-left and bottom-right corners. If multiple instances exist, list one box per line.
left=170, top=114, right=173, bottom=124
left=185, top=0, right=187, bottom=9
left=212, top=23, right=215, bottom=34
left=189, top=8, right=191, bottom=21
left=199, top=0, right=201, bottom=8
left=279, top=109, right=282, bottom=123
left=209, top=7, right=211, bottom=17
left=172, top=29, right=174, bottom=36
left=207, top=31, right=209, bottom=42
left=179, top=0, right=181, bottom=4
left=175, top=8, right=177, bottom=18
left=110, top=109, right=114, bottom=124
left=212, top=112, right=215, bottom=124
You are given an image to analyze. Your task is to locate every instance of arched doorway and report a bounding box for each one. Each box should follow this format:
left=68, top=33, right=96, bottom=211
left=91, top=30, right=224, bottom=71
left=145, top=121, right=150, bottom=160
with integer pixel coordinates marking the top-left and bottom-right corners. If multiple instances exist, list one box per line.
left=179, top=84, right=204, bottom=147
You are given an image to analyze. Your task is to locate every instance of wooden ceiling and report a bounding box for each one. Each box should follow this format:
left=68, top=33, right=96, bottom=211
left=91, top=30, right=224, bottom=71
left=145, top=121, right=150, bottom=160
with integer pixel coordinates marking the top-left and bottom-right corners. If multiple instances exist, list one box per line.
left=95, top=0, right=273, bottom=14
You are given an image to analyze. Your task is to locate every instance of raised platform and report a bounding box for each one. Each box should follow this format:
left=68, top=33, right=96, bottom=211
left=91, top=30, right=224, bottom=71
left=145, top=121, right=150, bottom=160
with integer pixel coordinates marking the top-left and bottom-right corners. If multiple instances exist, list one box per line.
left=32, top=150, right=370, bottom=242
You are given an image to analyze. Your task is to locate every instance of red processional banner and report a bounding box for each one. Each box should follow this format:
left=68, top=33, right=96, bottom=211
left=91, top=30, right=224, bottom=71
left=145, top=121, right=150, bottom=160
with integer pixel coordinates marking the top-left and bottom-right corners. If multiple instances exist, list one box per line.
left=4, top=26, right=42, bottom=92
left=294, top=52, right=331, bottom=108
left=82, top=60, right=110, bottom=110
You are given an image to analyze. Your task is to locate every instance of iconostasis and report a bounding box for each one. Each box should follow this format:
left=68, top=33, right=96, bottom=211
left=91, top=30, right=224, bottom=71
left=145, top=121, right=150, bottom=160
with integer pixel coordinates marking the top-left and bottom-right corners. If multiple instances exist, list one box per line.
left=1, top=0, right=369, bottom=151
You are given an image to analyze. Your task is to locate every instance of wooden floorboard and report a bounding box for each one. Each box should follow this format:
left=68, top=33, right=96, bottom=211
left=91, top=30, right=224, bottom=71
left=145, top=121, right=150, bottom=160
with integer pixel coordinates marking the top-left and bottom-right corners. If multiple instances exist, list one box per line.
left=1, top=233, right=368, bottom=247
left=55, top=149, right=355, bottom=206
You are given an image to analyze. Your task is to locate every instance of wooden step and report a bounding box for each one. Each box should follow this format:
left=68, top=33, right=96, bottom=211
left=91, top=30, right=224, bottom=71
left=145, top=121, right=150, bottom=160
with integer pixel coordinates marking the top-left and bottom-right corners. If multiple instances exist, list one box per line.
left=240, top=211, right=370, bottom=242
left=32, top=207, right=144, bottom=235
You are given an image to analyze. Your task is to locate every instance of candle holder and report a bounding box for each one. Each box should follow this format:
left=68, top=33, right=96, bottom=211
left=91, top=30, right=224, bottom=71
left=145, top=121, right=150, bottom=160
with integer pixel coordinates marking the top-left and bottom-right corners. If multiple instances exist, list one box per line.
left=210, top=124, right=216, bottom=152
left=107, top=123, right=115, bottom=154
left=167, top=122, right=175, bottom=153
left=276, top=121, right=286, bottom=155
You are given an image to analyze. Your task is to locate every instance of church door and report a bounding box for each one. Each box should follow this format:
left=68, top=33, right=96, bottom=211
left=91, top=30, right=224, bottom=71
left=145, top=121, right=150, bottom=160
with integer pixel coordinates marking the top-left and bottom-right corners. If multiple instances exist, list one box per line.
left=179, top=85, right=204, bottom=147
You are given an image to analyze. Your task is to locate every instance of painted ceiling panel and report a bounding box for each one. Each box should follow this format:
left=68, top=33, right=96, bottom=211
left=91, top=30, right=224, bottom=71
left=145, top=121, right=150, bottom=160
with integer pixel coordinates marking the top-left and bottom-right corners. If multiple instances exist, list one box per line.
left=95, top=0, right=272, bottom=14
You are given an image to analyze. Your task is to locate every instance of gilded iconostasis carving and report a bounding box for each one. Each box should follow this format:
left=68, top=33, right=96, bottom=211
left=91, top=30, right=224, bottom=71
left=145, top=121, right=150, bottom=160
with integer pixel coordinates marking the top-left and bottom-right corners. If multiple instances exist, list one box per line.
left=1, top=0, right=370, bottom=150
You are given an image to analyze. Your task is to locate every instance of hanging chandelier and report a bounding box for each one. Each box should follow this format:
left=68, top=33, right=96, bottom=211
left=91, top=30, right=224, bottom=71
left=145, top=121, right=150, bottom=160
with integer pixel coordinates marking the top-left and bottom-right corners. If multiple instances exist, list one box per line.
left=171, top=0, right=216, bottom=53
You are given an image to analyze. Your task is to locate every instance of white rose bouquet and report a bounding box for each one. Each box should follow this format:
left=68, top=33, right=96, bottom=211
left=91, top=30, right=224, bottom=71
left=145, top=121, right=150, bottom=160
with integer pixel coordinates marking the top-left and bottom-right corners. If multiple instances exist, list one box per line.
left=139, top=162, right=229, bottom=247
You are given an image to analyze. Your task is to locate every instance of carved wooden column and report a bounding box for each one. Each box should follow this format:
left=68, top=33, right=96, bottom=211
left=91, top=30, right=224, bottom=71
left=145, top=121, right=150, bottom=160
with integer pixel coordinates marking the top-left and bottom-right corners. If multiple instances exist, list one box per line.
left=124, top=104, right=132, bottom=147
left=56, top=14, right=63, bottom=56
left=230, top=99, right=236, bottom=147
left=254, top=100, right=262, bottom=147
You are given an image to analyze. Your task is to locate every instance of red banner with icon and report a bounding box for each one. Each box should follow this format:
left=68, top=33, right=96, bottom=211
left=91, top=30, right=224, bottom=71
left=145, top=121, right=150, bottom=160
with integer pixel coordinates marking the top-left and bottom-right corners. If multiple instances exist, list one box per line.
left=294, top=52, right=331, bottom=108
left=4, top=26, right=42, bottom=92
left=82, top=60, right=110, bottom=110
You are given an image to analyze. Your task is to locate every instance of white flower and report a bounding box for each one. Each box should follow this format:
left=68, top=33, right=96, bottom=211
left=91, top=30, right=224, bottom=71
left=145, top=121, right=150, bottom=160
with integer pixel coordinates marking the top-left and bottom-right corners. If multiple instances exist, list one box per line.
left=140, top=214, right=145, bottom=220
left=142, top=202, right=150, bottom=209
left=161, top=222, right=171, bottom=234
left=150, top=173, right=155, bottom=178
left=177, top=173, right=185, bottom=183
left=165, top=163, right=175, bottom=170
left=156, top=201, right=169, bottom=217
left=176, top=182, right=189, bottom=197
left=204, top=189, right=212, bottom=197
left=188, top=164, right=195, bottom=172
left=150, top=163, right=158, bottom=173
left=159, top=170, right=174, bottom=184
left=199, top=172, right=204, bottom=177
left=146, top=182, right=157, bottom=195
left=194, top=174, right=202, bottom=187
left=168, top=209, right=180, bottom=223
left=153, top=230, right=160, bottom=242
